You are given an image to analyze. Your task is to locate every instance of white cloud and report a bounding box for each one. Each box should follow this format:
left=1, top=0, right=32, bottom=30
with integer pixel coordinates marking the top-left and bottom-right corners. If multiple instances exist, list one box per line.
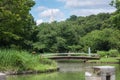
left=57, top=0, right=116, bottom=17
left=58, top=0, right=111, bottom=8
left=31, top=0, right=116, bottom=23
left=71, top=8, right=116, bottom=16
left=39, top=9, right=61, bottom=18
left=38, top=8, right=64, bottom=22
left=37, top=6, right=48, bottom=11
left=36, top=19, right=43, bottom=25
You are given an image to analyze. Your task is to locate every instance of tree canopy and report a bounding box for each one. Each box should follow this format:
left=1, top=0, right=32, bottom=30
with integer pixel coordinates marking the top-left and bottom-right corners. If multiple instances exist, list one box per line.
left=0, top=0, right=120, bottom=53
left=33, top=13, right=120, bottom=53
left=0, top=0, right=35, bottom=49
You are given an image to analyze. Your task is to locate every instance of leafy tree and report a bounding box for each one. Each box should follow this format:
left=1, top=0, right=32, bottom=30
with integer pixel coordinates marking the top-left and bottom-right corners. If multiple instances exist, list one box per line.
left=81, top=28, right=120, bottom=52
left=34, top=13, right=114, bottom=53
left=67, top=15, right=77, bottom=21
left=33, top=23, right=58, bottom=52
left=0, top=0, right=35, bottom=49
left=110, top=0, right=120, bottom=29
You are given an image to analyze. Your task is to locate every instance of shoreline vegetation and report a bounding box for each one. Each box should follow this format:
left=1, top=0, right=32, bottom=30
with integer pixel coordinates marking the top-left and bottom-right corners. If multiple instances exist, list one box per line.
left=0, top=49, right=120, bottom=75
left=87, top=57, right=119, bottom=63
left=0, top=49, right=58, bottom=75
left=4, top=68, right=59, bottom=75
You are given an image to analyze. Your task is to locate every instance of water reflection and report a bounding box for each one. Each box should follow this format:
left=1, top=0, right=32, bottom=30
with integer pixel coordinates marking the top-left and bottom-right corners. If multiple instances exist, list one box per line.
left=7, top=72, right=84, bottom=80
left=7, top=63, right=120, bottom=80
left=58, top=63, right=85, bottom=72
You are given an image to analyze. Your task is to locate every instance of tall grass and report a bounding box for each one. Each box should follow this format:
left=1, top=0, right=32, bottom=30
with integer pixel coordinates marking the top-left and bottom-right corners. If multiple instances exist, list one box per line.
left=0, top=49, right=57, bottom=72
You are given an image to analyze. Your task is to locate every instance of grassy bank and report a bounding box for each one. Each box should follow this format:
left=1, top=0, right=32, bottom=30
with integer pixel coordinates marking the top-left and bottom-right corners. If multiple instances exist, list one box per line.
left=0, top=49, right=57, bottom=73
left=88, top=57, right=119, bottom=63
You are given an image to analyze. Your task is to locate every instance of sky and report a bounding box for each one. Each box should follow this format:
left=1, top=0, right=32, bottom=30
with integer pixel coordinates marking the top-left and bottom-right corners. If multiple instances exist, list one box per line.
left=30, top=0, right=116, bottom=25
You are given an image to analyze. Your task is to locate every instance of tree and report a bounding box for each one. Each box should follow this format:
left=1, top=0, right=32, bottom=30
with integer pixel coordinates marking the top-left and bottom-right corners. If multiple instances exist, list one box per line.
left=33, top=23, right=58, bottom=52
left=81, top=28, right=120, bottom=52
left=67, top=15, right=77, bottom=21
left=34, top=13, right=113, bottom=53
left=110, top=0, right=120, bottom=29
left=0, top=0, right=35, bottom=49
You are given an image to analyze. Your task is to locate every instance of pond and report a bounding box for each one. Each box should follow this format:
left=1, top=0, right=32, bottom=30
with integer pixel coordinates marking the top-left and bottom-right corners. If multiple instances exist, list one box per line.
left=7, top=62, right=120, bottom=80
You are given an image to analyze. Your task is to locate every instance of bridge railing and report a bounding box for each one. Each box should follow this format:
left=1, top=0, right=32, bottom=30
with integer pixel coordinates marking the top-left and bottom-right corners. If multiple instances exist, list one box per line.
left=41, top=53, right=99, bottom=58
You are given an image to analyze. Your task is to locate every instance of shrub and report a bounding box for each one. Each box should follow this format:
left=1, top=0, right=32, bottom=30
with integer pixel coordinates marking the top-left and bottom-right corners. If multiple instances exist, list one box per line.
left=97, top=51, right=108, bottom=57
left=108, top=49, right=119, bottom=57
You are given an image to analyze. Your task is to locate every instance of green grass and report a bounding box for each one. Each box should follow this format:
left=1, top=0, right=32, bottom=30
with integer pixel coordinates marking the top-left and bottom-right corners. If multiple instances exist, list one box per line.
left=88, top=57, right=119, bottom=63
left=0, top=49, right=57, bottom=72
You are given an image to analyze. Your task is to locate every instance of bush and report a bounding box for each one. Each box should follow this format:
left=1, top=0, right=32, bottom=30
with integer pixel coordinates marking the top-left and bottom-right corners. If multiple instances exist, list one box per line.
left=97, top=51, right=108, bottom=57
left=97, top=49, right=119, bottom=58
left=108, top=49, right=119, bottom=57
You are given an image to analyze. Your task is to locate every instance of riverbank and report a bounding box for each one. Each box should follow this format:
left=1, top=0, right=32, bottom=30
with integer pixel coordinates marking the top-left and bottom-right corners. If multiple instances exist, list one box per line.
left=0, top=49, right=58, bottom=75
left=87, top=57, right=119, bottom=63
left=4, top=67, right=59, bottom=75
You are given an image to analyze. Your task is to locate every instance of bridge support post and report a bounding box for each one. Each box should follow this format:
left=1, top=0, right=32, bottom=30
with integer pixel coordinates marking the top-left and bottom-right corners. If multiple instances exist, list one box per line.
left=85, top=66, right=115, bottom=80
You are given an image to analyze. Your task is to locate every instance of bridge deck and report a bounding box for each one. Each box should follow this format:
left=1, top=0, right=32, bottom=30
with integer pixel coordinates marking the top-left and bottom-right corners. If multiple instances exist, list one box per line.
left=48, top=56, right=100, bottom=60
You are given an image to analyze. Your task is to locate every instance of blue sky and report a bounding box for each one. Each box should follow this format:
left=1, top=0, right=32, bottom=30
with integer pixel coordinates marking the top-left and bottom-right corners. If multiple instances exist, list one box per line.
left=30, top=0, right=116, bottom=25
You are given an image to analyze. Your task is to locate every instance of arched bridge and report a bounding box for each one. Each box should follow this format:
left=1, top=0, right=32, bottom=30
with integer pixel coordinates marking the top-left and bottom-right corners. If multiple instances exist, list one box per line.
left=41, top=53, right=100, bottom=61
left=48, top=56, right=100, bottom=60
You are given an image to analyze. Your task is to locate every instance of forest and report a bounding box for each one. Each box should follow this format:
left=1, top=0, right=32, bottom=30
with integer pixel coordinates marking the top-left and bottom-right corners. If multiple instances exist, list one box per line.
left=0, top=0, right=120, bottom=53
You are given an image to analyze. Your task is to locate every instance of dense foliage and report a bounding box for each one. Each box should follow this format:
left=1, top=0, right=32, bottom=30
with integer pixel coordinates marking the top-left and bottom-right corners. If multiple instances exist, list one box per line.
left=97, top=49, right=119, bottom=57
left=33, top=12, right=120, bottom=53
left=0, top=0, right=120, bottom=54
left=0, top=0, right=36, bottom=49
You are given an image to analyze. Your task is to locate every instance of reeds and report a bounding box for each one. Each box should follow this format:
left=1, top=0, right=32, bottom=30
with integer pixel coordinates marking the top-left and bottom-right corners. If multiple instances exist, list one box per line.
left=0, top=49, right=56, bottom=72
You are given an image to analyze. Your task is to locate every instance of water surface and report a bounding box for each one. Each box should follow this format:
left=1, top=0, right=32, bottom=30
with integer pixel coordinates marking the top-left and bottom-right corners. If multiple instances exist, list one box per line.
left=7, top=62, right=120, bottom=80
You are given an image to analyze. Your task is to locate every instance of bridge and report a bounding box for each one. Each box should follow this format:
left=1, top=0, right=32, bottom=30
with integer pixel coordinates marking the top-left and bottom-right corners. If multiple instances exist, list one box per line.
left=41, top=53, right=100, bottom=61
left=48, top=56, right=100, bottom=60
